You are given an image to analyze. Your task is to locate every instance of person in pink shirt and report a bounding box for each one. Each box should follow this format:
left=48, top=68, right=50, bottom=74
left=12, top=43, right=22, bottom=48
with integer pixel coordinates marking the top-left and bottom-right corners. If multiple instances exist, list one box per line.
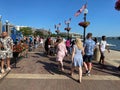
left=66, top=38, right=71, bottom=55
left=56, top=38, right=67, bottom=71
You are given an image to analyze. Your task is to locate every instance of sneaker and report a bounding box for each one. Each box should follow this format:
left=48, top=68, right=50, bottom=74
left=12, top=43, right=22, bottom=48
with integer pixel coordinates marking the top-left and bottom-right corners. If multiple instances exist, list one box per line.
left=1, top=69, right=5, bottom=73
left=87, top=73, right=91, bottom=76
left=87, top=71, right=91, bottom=76
left=6, top=67, right=11, bottom=71
left=61, top=68, right=64, bottom=71
left=86, top=71, right=91, bottom=76
left=85, top=70, right=88, bottom=76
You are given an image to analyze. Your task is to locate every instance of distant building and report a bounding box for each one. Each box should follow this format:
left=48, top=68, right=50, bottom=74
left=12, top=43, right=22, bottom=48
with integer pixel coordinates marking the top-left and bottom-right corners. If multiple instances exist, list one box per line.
left=0, top=19, right=2, bottom=34
left=60, top=32, right=82, bottom=38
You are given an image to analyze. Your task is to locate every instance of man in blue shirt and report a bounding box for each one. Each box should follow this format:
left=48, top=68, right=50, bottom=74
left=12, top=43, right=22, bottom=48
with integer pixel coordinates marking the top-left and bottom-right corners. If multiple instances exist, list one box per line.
left=83, top=33, right=95, bottom=76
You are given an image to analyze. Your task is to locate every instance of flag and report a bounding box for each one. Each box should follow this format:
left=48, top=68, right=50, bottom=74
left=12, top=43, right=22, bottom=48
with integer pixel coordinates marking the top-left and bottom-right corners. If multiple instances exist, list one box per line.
left=74, top=4, right=87, bottom=17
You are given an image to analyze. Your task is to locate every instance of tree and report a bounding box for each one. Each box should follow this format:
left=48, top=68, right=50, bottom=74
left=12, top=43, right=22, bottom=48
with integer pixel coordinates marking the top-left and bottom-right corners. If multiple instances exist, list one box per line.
left=20, top=27, right=33, bottom=36
left=33, top=30, right=44, bottom=37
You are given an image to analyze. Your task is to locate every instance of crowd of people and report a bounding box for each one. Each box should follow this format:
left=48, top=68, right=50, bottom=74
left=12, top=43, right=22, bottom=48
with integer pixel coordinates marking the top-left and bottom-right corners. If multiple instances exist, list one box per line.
left=0, top=31, right=113, bottom=84
left=43, top=32, right=111, bottom=83
left=0, top=32, right=44, bottom=75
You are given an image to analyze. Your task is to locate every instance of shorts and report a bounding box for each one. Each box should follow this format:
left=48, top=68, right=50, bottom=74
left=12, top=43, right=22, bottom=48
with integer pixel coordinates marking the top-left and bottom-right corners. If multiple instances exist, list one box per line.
left=0, top=51, right=13, bottom=60
left=100, top=51, right=105, bottom=59
left=83, top=55, right=93, bottom=63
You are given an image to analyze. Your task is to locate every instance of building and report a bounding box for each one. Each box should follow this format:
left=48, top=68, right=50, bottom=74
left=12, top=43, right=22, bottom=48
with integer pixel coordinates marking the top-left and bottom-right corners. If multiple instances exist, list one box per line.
left=60, top=32, right=82, bottom=39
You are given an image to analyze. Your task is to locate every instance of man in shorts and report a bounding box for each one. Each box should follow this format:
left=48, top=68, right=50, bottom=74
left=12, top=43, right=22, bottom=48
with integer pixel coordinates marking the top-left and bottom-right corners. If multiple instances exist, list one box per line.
left=83, top=33, right=95, bottom=76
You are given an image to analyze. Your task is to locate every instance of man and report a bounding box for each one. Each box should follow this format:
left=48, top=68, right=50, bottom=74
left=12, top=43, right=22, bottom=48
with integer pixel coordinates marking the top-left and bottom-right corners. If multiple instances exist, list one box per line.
left=83, top=33, right=95, bottom=76
left=0, top=32, right=13, bottom=73
left=99, top=36, right=110, bottom=65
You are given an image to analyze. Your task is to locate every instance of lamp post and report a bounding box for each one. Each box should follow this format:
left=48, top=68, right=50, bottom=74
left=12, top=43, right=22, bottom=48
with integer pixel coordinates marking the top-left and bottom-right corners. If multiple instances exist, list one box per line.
left=0, top=15, right=2, bottom=34
left=79, top=8, right=90, bottom=42
left=64, top=18, right=71, bottom=39
left=55, top=30, right=59, bottom=35
left=55, top=23, right=61, bottom=36
left=83, top=9, right=88, bottom=42
left=5, top=20, right=9, bottom=32
left=48, top=29, right=51, bottom=36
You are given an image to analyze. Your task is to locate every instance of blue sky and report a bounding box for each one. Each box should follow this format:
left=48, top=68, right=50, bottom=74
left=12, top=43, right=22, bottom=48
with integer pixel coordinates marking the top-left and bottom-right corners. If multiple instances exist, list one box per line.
left=0, top=0, right=120, bottom=37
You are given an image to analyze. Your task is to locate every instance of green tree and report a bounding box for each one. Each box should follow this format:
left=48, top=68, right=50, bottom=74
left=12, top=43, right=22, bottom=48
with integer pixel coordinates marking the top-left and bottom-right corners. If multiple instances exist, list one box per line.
left=33, top=30, right=44, bottom=37
left=20, top=27, right=33, bottom=36
left=51, top=33, right=57, bottom=37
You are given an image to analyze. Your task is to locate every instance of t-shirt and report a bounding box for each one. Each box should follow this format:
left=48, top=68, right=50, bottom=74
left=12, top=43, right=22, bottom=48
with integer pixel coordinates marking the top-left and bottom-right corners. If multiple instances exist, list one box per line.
left=100, top=40, right=107, bottom=52
left=66, top=40, right=70, bottom=47
left=84, top=39, right=95, bottom=55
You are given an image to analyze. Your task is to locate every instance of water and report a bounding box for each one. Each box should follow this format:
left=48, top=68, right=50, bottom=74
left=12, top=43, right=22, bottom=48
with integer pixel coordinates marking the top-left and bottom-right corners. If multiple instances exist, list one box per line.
left=107, top=39, right=120, bottom=51
left=97, top=38, right=120, bottom=51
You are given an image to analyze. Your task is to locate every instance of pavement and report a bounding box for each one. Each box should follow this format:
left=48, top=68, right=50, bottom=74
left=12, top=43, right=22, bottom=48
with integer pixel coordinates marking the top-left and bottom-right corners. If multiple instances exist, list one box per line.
left=0, top=47, right=120, bottom=90
left=105, top=50, right=120, bottom=67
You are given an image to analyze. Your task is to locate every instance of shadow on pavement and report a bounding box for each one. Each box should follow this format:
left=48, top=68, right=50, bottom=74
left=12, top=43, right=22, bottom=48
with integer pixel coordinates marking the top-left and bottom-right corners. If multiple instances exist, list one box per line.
left=93, top=61, right=120, bottom=77
left=36, top=60, right=80, bottom=83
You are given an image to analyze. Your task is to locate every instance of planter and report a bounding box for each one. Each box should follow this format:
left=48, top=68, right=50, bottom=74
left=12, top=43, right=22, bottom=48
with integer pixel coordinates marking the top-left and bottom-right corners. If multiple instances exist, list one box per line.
left=79, top=21, right=90, bottom=28
left=115, top=0, right=120, bottom=11
left=64, top=27, right=71, bottom=31
left=55, top=30, right=60, bottom=34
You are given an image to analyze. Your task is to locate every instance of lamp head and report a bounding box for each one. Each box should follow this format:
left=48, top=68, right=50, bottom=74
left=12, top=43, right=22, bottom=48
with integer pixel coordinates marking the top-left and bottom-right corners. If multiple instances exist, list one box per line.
left=6, top=20, right=9, bottom=23
left=84, top=8, right=88, bottom=14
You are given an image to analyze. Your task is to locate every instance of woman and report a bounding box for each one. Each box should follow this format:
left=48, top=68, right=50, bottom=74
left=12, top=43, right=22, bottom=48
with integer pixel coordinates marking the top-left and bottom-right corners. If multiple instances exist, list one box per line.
left=56, top=38, right=67, bottom=71
left=71, top=38, right=84, bottom=83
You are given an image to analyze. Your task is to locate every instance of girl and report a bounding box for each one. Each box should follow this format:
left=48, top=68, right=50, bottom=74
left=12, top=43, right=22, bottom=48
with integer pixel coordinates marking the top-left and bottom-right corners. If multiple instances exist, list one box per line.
left=71, top=38, right=84, bottom=83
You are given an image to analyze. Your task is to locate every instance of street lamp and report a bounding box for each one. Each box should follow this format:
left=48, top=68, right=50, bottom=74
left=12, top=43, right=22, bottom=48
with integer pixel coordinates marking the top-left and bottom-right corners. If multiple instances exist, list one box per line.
left=55, top=23, right=61, bottom=35
left=5, top=20, right=9, bottom=32
left=55, top=29, right=60, bottom=35
left=79, top=8, right=90, bottom=42
left=48, top=29, right=51, bottom=36
left=64, top=18, right=71, bottom=39
left=83, top=9, right=88, bottom=42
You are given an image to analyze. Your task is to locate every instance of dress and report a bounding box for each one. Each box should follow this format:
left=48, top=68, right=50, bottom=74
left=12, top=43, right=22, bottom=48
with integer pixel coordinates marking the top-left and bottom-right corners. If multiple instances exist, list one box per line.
left=73, top=45, right=83, bottom=67
left=56, top=42, right=67, bottom=62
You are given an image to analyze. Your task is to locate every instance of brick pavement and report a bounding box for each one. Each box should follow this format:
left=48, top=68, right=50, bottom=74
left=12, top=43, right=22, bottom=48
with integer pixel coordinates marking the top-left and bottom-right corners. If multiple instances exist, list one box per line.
left=0, top=47, right=120, bottom=90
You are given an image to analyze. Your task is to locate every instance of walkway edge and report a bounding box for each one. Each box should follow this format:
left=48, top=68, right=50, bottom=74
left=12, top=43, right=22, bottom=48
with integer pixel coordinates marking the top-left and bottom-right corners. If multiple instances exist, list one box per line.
left=6, top=74, right=120, bottom=80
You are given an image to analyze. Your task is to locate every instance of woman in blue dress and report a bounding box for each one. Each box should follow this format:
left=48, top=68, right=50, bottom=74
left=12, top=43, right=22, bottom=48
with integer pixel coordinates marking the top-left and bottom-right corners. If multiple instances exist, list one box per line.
left=71, top=38, right=84, bottom=83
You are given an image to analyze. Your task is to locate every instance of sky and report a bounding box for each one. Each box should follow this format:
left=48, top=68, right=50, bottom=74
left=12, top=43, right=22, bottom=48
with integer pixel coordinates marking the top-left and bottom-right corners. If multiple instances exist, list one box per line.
left=0, top=0, right=120, bottom=37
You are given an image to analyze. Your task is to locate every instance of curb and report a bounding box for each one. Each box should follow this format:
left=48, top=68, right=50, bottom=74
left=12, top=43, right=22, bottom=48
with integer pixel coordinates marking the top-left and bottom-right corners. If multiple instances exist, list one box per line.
left=0, top=71, right=10, bottom=80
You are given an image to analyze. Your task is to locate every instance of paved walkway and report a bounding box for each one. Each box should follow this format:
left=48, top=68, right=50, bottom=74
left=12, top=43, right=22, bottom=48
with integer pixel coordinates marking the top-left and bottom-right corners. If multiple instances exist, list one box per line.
left=0, top=47, right=120, bottom=90
left=105, top=50, right=120, bottom=67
